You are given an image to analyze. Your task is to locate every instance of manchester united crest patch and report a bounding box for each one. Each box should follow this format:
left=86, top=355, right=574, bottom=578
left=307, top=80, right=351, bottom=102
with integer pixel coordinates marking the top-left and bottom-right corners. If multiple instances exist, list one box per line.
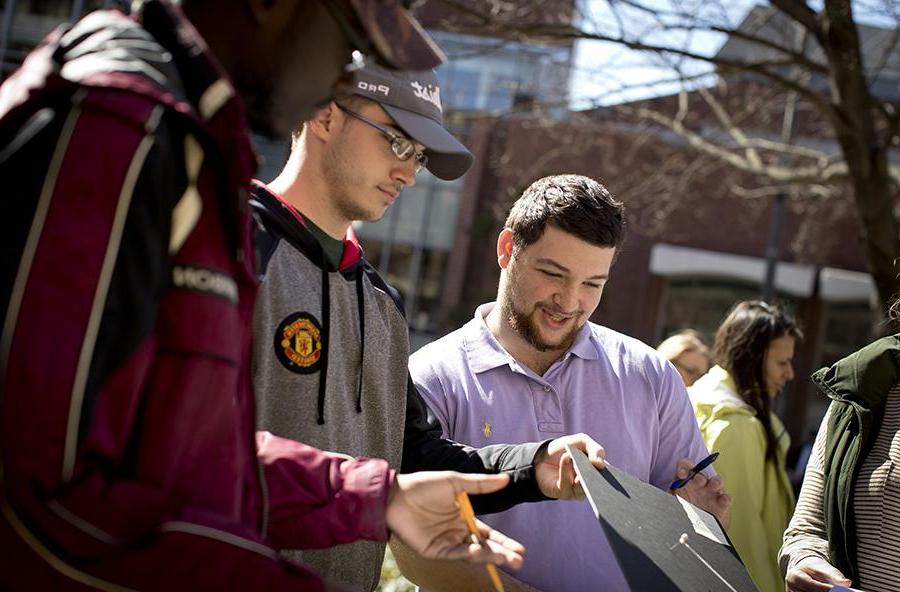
left=274, top=312, right=324, bottom=374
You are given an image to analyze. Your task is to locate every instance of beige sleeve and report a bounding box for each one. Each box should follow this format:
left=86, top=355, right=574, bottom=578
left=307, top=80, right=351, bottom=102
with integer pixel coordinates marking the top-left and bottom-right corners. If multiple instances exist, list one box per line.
left=779, top=404, right=835, bottom=576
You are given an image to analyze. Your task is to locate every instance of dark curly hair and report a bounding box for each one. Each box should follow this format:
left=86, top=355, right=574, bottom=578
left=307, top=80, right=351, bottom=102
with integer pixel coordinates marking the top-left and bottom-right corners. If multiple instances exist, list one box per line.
left=504, top=174, right=625, bottom=254
left=713, top=301, right=803, bottom=462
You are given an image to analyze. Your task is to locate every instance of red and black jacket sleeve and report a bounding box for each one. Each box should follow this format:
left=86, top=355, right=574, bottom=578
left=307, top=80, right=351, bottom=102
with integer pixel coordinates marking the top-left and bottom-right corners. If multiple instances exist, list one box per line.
left=1, top=88, right=187, bottom=551
left=0, top=88, right=396, bottom=590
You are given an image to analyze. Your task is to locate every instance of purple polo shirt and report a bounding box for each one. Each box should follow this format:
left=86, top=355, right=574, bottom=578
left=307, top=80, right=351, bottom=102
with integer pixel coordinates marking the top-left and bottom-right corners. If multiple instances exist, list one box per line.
left=410, top=303, right=711, bottom=592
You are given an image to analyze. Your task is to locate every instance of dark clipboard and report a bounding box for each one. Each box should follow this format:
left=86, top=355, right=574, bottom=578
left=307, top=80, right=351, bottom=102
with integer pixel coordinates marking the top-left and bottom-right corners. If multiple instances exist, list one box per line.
left=566, top=444, right=758, bottom=592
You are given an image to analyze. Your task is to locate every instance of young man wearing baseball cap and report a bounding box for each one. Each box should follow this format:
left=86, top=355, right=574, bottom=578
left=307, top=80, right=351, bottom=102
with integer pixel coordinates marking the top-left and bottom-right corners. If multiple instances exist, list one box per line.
left=251, top=63, right=609, bottom=590
left=0, top=1, right=545, bottom=589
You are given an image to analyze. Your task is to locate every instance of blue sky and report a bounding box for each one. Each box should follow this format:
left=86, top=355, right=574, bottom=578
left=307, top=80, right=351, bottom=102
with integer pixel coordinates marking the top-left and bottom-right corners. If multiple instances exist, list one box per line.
left=569, top=0, right=899, bottom=107
left=569, top=0, right=753, bottom=107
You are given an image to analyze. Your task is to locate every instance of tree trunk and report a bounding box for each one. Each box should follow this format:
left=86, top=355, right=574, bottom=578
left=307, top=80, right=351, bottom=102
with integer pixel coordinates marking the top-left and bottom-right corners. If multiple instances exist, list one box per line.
left=821, top=0, right=900, bottom=323
left=846, top=147, right=900, bottom=324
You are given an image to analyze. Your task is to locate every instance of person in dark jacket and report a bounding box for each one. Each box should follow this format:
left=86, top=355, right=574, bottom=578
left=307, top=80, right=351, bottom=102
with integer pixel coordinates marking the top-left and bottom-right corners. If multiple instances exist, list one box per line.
left=780, top=331, right=900, bottom=592
left=0, top=1, right=530, bottom=590
left=251, top=64, right=608, bottom=590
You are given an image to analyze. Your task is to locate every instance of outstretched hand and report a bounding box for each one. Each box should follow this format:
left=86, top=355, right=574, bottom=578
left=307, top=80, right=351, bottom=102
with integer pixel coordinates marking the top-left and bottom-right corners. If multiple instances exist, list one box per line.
left=534, top=433, right=606, bottom=500
left=670, top=458, right=732, bottom=527
left=785, top=556, right=852, bottom=592
left=386, top=471, right=525, bottom=568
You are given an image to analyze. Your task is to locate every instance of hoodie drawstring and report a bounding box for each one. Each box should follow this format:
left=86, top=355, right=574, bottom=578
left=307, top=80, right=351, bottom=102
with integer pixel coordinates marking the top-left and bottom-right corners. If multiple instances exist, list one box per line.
left=316, top=264, right=330, bottom=425
left=316, top=259, right=366, bottom=424
left=355, top=270, right=366, bottom=413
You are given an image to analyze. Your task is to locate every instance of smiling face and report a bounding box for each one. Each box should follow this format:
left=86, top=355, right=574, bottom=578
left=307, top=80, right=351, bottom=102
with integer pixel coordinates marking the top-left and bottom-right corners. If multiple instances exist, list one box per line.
left=498, top=225, right=615, bottom=355
left=763, top=335, right=796, bottom=397
left=321, top=101, right=421, bottom=225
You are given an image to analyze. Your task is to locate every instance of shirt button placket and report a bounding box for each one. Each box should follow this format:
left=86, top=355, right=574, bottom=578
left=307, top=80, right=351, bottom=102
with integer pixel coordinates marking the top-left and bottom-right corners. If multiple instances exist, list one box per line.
left=536, top=383, right=563, bottom=434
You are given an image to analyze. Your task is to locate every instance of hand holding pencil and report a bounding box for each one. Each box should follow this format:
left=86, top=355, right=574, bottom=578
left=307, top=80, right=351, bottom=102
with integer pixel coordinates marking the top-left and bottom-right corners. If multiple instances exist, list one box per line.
left=385, top=471, right=525, bottom=571
left=456, top=491, right=505, bottom=592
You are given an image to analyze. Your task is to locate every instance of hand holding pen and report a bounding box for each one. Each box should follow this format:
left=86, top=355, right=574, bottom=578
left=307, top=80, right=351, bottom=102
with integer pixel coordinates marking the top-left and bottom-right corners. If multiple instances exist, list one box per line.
left=669, top=452, right=732, bottom=528
left=670, top=452, right=719, bottom=490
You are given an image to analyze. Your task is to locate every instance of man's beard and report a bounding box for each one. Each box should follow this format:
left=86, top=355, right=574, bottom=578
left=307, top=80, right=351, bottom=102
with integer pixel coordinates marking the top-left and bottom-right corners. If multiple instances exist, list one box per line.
left=501, top=276, right=582, bottom=353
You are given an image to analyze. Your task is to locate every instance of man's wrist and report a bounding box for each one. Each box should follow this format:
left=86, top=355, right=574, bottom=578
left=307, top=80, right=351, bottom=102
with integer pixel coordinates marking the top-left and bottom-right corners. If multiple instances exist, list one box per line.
left=384, top=470, right=400, bottom=537
left=788, top=550, right=831, bottom=573
left=530, top=439, right=553, bottom=468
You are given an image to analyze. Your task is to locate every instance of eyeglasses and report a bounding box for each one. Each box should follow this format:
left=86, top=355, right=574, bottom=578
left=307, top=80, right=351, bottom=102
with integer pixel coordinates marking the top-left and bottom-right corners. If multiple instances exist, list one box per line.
left=336, top=104, right=428, bottom=173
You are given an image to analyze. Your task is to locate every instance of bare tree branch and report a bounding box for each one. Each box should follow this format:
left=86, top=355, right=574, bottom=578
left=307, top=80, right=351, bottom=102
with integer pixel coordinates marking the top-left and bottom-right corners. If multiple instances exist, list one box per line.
left=865, top=20, right=900, bottom=94
left=614, top=103, right=900, bottom=185
left=732, top=183, right=838, bottom=199
left=592, top=0, right=829, bottom=73
left=769, top=0, right=826, bottom=42
left=429, top=0, right=900, bottom=314
left=696, top=86, right=764, bottom=169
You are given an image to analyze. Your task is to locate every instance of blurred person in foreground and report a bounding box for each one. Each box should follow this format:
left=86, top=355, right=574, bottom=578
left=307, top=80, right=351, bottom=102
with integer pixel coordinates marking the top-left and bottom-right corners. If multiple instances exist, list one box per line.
left=658, top=329, right=711, bottom=387
left=780, top=307, right=900, bottom=592
left=393, top=174, right=731, bottom=592
left=689, top=301, right=802, bottom=592
left=251, top=63, right=606, bottom=591
left=0, top=1, right=528, bottom=589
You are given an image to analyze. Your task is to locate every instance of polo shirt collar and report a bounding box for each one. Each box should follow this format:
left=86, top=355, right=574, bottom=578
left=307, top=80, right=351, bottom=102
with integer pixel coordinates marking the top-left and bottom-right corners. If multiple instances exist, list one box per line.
left=568, top=320, right=600, bottom=361
left=463, top=302, right=600, bottom=374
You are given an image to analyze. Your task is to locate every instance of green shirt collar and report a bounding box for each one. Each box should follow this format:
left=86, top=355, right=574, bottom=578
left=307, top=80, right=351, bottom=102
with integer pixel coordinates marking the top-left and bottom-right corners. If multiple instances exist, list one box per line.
left=302, top=215, right=345, bottom=269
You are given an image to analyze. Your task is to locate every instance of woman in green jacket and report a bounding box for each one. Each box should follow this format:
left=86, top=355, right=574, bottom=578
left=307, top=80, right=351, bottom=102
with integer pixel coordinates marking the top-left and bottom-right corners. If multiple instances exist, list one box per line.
left=689, top=301, right=802, bottom=592
left=780, top=333, right=900, bottom=592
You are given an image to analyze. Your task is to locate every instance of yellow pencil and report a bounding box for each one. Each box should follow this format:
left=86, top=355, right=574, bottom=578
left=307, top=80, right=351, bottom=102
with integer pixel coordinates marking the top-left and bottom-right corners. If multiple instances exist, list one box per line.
left=455, top=491, right=505, bottom=592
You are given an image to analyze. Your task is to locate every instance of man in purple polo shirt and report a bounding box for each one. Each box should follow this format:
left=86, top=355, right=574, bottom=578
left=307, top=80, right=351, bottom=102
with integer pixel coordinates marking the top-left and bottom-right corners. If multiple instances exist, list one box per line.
left=397, top=175, right=731, bottom=591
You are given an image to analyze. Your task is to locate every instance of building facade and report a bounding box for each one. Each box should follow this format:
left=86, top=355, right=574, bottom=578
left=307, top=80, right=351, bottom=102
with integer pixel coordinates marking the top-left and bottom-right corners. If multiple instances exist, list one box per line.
left=427, top=83, right=893, bottom=443
left=5, top=0, right=896, bottom=446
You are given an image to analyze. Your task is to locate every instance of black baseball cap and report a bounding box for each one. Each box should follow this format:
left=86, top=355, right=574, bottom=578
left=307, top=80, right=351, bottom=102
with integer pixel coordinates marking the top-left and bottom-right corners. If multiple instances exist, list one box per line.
left=350, top=63, right=473, bottom=180
left=324, top=0, right=446, bottom=71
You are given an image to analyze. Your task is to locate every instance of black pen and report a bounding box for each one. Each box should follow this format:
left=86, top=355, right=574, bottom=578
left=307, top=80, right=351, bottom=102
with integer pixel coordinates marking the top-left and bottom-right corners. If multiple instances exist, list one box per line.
left=670, top=452, right=719, bottom=490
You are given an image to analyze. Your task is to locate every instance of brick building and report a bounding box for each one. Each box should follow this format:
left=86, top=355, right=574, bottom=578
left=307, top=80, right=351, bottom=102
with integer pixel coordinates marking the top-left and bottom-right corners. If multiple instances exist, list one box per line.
left=3, top=0, right=896, bottom=445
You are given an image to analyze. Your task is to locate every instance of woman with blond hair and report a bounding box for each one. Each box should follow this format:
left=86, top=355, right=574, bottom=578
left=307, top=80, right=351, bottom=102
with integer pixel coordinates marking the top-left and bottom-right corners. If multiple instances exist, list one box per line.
left=658, top=330, right=711, bottom=387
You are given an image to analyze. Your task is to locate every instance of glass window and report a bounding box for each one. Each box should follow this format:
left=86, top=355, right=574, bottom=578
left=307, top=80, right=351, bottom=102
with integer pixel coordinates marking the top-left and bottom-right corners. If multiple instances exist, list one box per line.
left=252, top=134, right=290, bottom=183
left=355, top=171, right=463, bottom=338
left=357, top=189, right=426, bottom=246
left=820, top=301, right=879, bottom=367
left=355, top=173, right=463, bottom=251
left=483, top=74, right=519, bottom=112
left=428, top=30, right=573, bottom=114
left=353, top=197, right=397, bottom=245
left=410, top=248, right=450, bottom=330
left=15, top=0, right=71, bottom=18
left=658, top=277, right=789, bottom=345
left=804, top=300, right=877, bottom=441
left=441, top=67, right=480, bottom=111
left=383, top=243, right=414, bottom=295
left=361, top=240, right=385, bottom=272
